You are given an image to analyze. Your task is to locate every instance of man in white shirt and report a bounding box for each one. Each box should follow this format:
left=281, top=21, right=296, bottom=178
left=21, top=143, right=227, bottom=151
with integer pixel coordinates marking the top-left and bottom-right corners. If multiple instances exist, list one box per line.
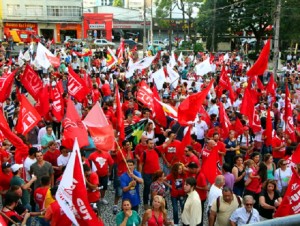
left=57, top=146, right=70, bottom=169
left=207, top=175, right=225, bottom=215
left=230, top=195, right=260, bottom=225
left=23, top=147, right=38, bottom=182
left=193, top=113, right=208, bottom=147
left=182, top=177, right=202, bottom=226
left=208, top=99, right=219, bottom=117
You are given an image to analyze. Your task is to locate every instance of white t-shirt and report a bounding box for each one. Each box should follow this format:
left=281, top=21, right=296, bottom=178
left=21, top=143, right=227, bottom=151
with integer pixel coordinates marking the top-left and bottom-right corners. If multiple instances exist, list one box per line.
left=207, top=184, right=222, bottom=211
left=193, top=120, right=208, bottom=140
left=274, top=167, right=292, bottom=192
left=23, top=157, right=37, bottom=181
left=57, top=154, right=71, bottom=167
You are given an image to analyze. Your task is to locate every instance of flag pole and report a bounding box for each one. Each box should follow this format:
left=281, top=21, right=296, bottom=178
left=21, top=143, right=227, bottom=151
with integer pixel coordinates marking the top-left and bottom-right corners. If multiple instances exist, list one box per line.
left=114, top=140, right=130, bottom=172
left=0, top=210, right=19, bottom=225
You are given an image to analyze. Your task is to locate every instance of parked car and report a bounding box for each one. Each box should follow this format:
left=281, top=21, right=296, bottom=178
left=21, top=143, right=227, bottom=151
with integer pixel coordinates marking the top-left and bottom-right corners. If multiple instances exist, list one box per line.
left=150, top=40, right=166, bottom=49
left=93, top=39, right=115, bottom=48
left=124, top=39, right=143, bottom=49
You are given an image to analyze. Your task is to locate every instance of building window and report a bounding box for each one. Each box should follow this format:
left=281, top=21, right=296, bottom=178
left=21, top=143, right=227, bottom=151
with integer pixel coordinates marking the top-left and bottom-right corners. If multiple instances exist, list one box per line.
left=25, top=5, right=43, bottom=16
left=7, top=4, right=21, bottom=16
left=47, top=6, right=81, bottom=17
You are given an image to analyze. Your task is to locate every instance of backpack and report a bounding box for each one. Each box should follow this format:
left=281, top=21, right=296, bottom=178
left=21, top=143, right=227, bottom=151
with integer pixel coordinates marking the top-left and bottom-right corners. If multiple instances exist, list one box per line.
left=239, top=134, right=253, bottom=145
left=216, top=194, right=242, bottom=213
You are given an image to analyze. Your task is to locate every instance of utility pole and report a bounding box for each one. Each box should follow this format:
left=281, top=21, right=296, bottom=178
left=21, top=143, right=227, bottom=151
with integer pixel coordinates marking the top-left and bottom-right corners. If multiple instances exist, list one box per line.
left=150, top=0, right=153, bottom=45
left=169, top=3, right=172, bottom=52
left=211, top=0, right=217, bottom=52
left=273, top=0, right=281, bottom=80
left=143, top=0, right=147, bottom=56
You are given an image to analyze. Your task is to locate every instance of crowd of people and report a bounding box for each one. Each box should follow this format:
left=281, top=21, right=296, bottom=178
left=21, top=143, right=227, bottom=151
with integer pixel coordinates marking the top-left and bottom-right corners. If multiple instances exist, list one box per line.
left=0, top=39, right=300, bottom=226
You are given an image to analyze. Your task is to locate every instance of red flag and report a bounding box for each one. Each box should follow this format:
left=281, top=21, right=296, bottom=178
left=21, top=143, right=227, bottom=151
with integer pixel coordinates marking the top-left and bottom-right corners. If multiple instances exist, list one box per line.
left=83, top=103, right=115, bottom=152
left=62, top=98, right=89, bottom=149
left=35, top=85, right=50, bottom=117
left=219, top=67, right=229, bottom=89
left=51, top=84, right=65, bottom=122
left=117, top=39, right=125, bottom=64
left=274, top=167, right=300, bottom=217
left=247, top=39, right=271, bottom=76
left=68, top=67, right=90, bottom=102
left=265, top=108, right=273, bottom=146
left=256, top=76, right=265, bottom=91
left=177, top=127, right=191, bottom=163
left=20, top=65, right=43, bottom=100
left=219, top=102, right=231, bottom=139
left=0, top=214, right=7, bottom=226
left=250, top=110, right=262, bottom=133
left=266, top=74, right=276, bottom=97
left=137, top=81, right=154, bottom=110
left=45, top=54, right=60, bottom=68
left=178, top=80, right=214, bottom=125
left=285, top=85, right=296, bottom=142
left=116, top=86, right=125, bottom=144
left=56, top=138, right=103, bottom=226
left=235, top=117, right=244, bottom=136
left=15, top=94, right=42, bottom=135
left=152, top=85, right=167, bottom=128
left=0, top=70, right=16, bottom=102
left=201, top=146, right=221, bottom=184
left=0, top=110, right=28, bottom=163
left=240, top=87, right=255, bottom=124
left=198, top=105, right=211, bottom=126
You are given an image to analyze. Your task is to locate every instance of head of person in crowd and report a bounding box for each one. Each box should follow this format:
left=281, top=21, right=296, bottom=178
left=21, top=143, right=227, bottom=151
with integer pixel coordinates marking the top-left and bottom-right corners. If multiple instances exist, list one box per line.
left=207, top=139, right=217, bottom=150
left=11, top=163, right=23, bottom=176
left=146, top=139, right=154, bottom=150
left=47, top=141, right=57, bottom=151
left=10, top=185, right=23, bottom=198
left=250, top=151, right=260, bottom=164
left=60, top=146, right=69, bottom=156
left=35, top=151, right=44, bottom=163
left=242, top=126, right=250, bottom=135
left=213, top=132, right=221, bottom=143
left=4, top=190, right=20, bottom=209
left=244, top=159, right=255, bottom=169
left=152, top=170, right=164, bottom=183
left=243, top=195, right=256, bottom=213
left=46, top=125, right=53, bottom=136
left=171, top=162, right=185, bottom=178
left=1, top=162, right=12, bottom=174
left=276, top=128, right=284, bottom=138
left=28, top=147, right=38, bottom=158
left=234, top=155, right=244, bottom=166
left=167, top=131, right=176, bottom=142
left=122, top=140, right=131, bottom=152
left=214, top=175, right=225, bottom=188
left=263, top=153, right=274, bottom=165
left=142, top=109, right=151, bottom=119
left=184, top=145, right=195, bottom=157
left=263, top=179, right=278, bottom=193
left=184, top=177, right=197, bottom=194
left=121, top=199, right=133, bottom=212
left=152, top=195, right=167, bottom=217
left=144, top=121, right=154, bottom=133
left=277, top=159, right=288, bottom=170
left=222, top=163, right=232, bottom=174
left=222, top=187, right=234, bottom=203
left=187, top=162, right=199, bottom=175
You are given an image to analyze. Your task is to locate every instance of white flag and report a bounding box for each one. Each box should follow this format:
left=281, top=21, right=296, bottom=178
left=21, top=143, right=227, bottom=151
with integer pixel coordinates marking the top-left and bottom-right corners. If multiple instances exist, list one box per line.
left=23, top=50, right=31, bottom=61
left=169, top=51, right=177, bottom=68
left=18, top=50, right=25, bottom=67
left=152, top=68, right=166, bottom=90
left=155, top=98, right=178, bottom=119
left=178, top=52, right=186, bottom=67
left=167, top=65, right=179, bottom=88
left=35, top=42, right=55, bottom=69
left=125, top=55, right=157, bottom=78
left=195, top=58, right=212, bottom=76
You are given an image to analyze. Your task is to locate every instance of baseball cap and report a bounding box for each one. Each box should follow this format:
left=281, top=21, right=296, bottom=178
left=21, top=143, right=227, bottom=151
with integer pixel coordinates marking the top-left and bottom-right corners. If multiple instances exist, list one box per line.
left=1, top=162, right=11, bottom=170
left=213, top=121, right=220, bottom=127
left=11, top=164, right=23, bottom=173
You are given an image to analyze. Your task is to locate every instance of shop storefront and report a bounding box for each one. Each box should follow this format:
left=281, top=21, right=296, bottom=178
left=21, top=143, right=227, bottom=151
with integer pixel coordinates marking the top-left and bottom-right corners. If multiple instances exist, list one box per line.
left=4, top=22, right=38, bottom=33
left=38, top=23, right=56, bottom=41
left=56, top=23, right=82, bottom=43
left=83, top=13, right=113, bottom=41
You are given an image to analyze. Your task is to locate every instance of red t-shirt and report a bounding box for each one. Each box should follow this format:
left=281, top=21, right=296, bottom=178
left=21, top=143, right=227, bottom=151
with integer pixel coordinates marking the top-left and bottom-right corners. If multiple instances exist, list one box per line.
left=43, top=150, right=61, bottom=167
left=116, top=150, right=134, bottom=176
left=245, top=173, right=262, bottom=194
left=34, top=187, right=49, bottom=210
left=166, top=174, right=186, bottom=197
left=101, top=84, right=112, bottom=96
left=216, top=141, right=226, bottom=165
left=272, top=136, right=286, bottom=159
left=185, top=154, right=200, bottom=167
left=206, top=128, right=225, bottom=139
left=159, top=140, right=182, bottom=165
left=191, top=142, right=202, bottom=156
left=45, top=201, right=72, bottom=226
left=89, top=151, right=114, bottom=177
left=134, top=143, right=147, bottom=158
left=201, top=148, right=212, bottom=164
left=140, top=149, right=160, bottom=174
left=196, top=172, right=207, bottom=201
left=0, top=149, right=10, bottom=162
left=0, top=171, right=13, bottom=192
left=87, top=172, right=101, bottom=203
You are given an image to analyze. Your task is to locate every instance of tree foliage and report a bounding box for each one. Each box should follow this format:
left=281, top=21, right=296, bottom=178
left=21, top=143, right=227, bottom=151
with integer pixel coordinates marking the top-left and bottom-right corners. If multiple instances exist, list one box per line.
left=113, top=0, right=123, bottom=7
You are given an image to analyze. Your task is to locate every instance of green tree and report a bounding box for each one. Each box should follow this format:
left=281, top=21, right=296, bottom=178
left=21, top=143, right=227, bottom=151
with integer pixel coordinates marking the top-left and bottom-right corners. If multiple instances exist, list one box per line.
left=280, top=0, right=300, bottom=51
left=113, top=0, right=123, bottom=7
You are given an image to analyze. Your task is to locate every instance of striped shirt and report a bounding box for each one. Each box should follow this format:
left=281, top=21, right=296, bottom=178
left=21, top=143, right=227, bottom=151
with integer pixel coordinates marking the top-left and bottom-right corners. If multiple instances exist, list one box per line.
left=4, top=103, right=15, bottom=118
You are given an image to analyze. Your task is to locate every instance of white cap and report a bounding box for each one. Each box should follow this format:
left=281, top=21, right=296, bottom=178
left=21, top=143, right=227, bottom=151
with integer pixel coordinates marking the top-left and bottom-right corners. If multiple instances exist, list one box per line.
left=11, top=164, right=23, bottom=173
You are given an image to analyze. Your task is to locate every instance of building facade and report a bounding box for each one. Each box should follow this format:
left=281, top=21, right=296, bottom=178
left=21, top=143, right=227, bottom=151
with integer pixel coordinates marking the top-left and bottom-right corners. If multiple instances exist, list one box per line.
left=2, top=0, right=83, bottom=42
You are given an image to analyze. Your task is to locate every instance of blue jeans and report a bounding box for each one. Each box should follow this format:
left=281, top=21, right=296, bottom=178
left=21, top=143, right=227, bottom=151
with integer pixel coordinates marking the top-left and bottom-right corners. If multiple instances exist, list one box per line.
left=143, top=173, right=153, bottom=205
left=171, top=196, right=184, bottom=224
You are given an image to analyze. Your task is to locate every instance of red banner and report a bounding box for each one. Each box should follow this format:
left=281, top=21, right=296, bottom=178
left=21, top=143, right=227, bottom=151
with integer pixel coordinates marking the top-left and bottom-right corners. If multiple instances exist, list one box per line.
left=20, top=65, right=43, bottom=100
left=68, top=67, right=90, bottom=102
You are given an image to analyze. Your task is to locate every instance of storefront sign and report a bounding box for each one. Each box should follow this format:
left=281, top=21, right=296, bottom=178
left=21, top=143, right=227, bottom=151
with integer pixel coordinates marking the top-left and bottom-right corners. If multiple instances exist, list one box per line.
left=5, top=22, right=37, bottom=29
left=89, top=24, right=105, bottom=29
left=113, top=21, right=150, bottom=29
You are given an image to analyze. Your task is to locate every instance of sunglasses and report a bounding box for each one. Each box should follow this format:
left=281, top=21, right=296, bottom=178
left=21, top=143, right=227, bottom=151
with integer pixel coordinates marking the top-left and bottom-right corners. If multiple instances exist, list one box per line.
left=245, top=203, right=253, bottom=206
